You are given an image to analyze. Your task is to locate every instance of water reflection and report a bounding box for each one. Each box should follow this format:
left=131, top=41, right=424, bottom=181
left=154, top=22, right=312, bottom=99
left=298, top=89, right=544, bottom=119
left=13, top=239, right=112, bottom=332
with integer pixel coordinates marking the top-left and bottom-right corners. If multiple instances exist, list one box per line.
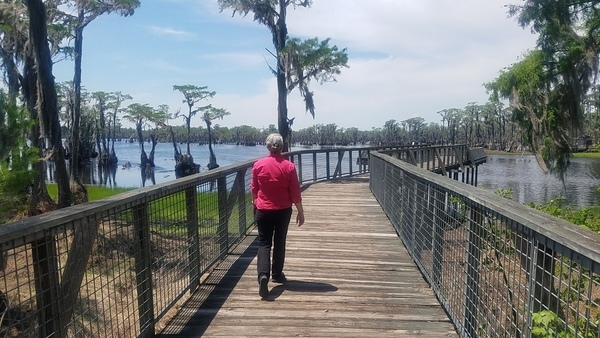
left=45, top=143, right=600, bottom=208
left=478, top=155, right=600, bottom=207
left=46, top=142, right=271, bottom=188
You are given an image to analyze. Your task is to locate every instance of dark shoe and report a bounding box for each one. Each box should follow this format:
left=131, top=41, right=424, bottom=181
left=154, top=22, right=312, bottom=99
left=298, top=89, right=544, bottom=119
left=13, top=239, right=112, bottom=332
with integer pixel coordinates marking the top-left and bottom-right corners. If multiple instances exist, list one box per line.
left=259, top=275, right=269, bottom=298
left=272, top=273, right=287, bottom=284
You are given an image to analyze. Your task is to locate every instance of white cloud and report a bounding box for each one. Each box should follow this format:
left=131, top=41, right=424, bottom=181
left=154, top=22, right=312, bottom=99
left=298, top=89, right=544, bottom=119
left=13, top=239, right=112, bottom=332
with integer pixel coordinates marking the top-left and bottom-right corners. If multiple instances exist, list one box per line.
left=147, top=25, right=197, bottom=41
left=65, top=0, right=539, bottom=131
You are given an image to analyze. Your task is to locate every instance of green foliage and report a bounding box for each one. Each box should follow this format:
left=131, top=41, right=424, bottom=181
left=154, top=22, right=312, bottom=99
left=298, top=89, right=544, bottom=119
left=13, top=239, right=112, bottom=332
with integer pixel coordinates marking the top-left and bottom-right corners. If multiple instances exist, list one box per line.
left=532, top=310, right=561, bottom=338
left=448, top=195, right=467, bottom=224
left=283, top=37, right=349, bottom=117
left=0, top=92, right=36, bottom=221
left=526, top=193, right=600, bottom=338
left=494, top=187, right=515, bottom=200
left=527, top=196, right=600, bottom=232
left=0, top=93, right=31, bottom=160
left=0, top=147, right=37, bottom=221
left=531, top=310, right=600, bottom=338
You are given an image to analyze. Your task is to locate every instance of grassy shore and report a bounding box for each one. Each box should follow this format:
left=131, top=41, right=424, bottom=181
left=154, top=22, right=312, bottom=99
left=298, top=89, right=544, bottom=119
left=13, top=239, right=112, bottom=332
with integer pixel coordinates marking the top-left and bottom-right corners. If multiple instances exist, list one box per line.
left=45, top=184, right=135, bottom=202
left=572, top=151, right=600, bottom=159
left=483, top=149, right=532, bottom=156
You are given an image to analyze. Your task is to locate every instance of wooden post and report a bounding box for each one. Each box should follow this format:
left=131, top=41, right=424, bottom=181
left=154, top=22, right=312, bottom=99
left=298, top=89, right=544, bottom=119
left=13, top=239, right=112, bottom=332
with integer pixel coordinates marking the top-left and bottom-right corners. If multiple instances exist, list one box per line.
left=463, top=205, right=483, bottom=338
left=238, top=177, right=247, bottom=235
left=224, top=170, right=247, bottom=236
left=133, top=202, right=155, bottom=338
left=349, top=150, right=354, bottom=175
left=297, top=154, right=303, bottom=183
left=432, top=189, right=445, bottom=286
left=326, top=151, right=331, bottom=180
left=434, top=148, right=447, bottom=176
left=413, top=179, right=426, bottom=260
left=32, top=235, right=62, bottom=338
left=332, top=150, right=345, bottom=178
left=410, top=177, right=418, bottom=257
left=217, top=175, right=229, bottom=257
left=313, top=152, right=317, bottom=181
left=185, top=186, right=200, bottom=291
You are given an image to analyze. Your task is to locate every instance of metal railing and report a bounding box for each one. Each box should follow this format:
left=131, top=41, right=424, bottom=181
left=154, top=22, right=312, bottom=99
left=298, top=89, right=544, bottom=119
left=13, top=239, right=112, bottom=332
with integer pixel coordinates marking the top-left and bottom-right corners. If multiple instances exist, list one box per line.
left=289, top=144, right=475, bottom=184
left=370, top=151, right=600, bottom=338
left=1, top=145, right=415, bottom=338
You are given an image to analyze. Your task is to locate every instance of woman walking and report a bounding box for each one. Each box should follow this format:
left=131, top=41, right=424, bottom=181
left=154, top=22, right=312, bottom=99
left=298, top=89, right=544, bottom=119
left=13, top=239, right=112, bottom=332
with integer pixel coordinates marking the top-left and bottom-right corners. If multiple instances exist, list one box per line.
left=251, top=133, right=305, bottom=299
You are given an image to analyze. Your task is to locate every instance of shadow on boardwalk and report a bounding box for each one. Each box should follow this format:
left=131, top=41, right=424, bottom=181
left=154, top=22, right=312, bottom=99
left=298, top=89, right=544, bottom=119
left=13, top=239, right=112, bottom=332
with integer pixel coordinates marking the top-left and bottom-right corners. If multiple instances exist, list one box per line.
left=157, top=176, right=458, bottom=337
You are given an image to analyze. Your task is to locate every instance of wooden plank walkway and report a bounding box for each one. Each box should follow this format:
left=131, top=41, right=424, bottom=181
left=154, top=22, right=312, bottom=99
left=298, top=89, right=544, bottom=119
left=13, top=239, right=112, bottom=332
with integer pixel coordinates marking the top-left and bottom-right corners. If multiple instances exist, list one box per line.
left=157, top=176, right=458, bottom=337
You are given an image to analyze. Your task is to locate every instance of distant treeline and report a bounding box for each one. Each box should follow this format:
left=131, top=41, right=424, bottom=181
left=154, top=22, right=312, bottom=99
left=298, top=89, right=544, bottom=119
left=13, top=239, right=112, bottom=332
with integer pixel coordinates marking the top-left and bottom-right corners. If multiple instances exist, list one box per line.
left=87, top=107, right=531, bottom=153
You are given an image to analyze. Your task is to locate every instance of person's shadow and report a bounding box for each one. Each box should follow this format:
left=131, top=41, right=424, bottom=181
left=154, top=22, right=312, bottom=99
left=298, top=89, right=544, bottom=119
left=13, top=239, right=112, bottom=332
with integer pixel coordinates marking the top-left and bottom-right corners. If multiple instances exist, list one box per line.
left=265, top=280, right=338, bottom=301
left=158, top=236, right=337, bottom=337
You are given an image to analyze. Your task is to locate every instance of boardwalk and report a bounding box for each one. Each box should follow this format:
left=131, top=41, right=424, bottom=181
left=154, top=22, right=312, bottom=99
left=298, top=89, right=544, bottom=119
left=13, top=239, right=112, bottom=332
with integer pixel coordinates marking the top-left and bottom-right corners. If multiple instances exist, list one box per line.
left=157, top=176, right=458, bottom=337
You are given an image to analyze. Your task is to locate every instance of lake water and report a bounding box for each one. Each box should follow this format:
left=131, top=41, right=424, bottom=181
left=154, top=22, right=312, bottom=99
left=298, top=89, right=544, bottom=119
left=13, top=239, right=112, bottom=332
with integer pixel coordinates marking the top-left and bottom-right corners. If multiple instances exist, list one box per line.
left=70, top=142, right=600, bottom=207
left=76, top=141, right=271, bottom=188
left=477, top=154, right=600, bottom=207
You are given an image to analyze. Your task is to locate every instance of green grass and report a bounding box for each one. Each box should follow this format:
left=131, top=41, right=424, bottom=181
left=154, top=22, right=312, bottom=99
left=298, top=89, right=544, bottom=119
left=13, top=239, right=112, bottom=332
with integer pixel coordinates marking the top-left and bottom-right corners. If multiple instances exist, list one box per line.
left=9, top=185, right=253, bottom=237
left=572, top=151, right=600, bottom=159
left=46, top=184, right=135, bottom=202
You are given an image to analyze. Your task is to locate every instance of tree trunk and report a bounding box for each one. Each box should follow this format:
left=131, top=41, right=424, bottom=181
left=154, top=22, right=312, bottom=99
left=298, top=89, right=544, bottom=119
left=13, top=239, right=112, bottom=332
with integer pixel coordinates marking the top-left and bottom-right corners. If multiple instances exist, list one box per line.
left=21, top=54, right=56, bottom=215
left=26, top=2, right=73, bottom=336
left=207, top=121, right=219, bottom=170
left=149, top=133, right=157, bottom=165
left=275, top=0, right=290, bottom=152
left=29, top=96, right=56, bottom=215
left=186, top=116, right=191, bottom=155
left=110, top=109, right=119, bottom=164
left=26, top=0, right=71, bottom=208
left=70, top=12, right=87, bottom=203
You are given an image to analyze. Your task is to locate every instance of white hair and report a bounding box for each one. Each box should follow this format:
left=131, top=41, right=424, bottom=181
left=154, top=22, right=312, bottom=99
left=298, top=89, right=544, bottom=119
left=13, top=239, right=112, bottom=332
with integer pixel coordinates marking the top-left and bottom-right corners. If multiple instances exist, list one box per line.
left=266, top=133, right=284, bottom=153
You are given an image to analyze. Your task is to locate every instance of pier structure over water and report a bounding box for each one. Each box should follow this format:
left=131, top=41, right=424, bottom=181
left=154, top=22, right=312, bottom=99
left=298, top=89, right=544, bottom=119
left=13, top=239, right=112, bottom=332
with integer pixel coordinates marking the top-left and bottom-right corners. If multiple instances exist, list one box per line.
left=2, top=145, right=600, bottom=337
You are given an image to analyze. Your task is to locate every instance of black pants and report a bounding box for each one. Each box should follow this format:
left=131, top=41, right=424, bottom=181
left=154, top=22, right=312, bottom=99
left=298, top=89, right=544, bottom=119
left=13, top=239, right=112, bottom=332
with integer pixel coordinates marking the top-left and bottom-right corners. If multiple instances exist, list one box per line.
left=256, top=207, right=292, bottom=282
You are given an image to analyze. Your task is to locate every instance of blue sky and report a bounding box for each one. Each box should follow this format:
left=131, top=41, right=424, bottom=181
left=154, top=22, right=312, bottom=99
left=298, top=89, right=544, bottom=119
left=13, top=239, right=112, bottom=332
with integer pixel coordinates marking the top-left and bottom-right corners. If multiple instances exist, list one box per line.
left=53, top=0, right=538, bottom=131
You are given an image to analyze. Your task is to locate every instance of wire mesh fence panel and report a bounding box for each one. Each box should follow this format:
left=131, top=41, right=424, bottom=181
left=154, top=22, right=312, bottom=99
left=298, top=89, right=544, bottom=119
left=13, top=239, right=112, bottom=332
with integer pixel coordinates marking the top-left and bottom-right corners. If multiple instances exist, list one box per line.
left=1, top=147, right=387, bottom=338
left=370, top=151, right=600, bottom=338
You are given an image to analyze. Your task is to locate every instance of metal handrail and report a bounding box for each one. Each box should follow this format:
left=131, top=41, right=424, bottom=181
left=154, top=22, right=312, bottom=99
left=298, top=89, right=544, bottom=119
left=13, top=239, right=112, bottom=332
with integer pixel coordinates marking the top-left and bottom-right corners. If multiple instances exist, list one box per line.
left=0, top=146, right=403, bottom=338
left=370, top=150, right=600, bottom=338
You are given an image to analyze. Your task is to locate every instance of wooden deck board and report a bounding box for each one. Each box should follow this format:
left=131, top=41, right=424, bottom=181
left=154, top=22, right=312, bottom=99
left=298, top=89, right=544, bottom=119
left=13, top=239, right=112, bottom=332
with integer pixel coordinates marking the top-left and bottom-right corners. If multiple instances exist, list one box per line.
left=157, top=176, right=458, bottom=337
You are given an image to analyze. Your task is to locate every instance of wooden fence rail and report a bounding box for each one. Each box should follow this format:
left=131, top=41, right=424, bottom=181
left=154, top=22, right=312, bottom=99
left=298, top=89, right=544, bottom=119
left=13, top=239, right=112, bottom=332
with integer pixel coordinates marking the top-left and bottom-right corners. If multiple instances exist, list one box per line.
left=0, top=144, right=475, bottom=338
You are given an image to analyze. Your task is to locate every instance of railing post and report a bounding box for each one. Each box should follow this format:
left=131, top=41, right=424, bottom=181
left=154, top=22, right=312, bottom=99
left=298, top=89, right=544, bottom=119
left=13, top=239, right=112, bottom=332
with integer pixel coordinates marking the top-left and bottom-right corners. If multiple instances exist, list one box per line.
left=432, top=188, right=445, bottom=287
left=406, top=176, right=416, bottom=255
left=413, top=180, right=426, bottom=261
left=217, top=175, right=229, bottom=256
left=313, top=152, right=317, bottom=181
left=297, top=154, right=303, bottom=183
left=326, top=151, right=331, bottom=180
left=332, top=150, right=344, bottom=178
left=349, top=150, right=354, bottom=175
left=133, top=202, right=155, bottom=338
left=463, top=205, right=482, bottom=338
left=32, top=235, right=62, bottom=338
left=233, top=170, right=247, bottom=235
left=185, top=186, right=200, bottom=291
left=434, top=148, right=447, bottom=176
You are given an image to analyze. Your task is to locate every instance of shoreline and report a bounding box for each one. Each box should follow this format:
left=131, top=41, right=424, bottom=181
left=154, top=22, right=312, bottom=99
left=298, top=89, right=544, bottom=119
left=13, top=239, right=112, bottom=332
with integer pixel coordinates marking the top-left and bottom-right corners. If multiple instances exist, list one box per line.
left=484, top=149, right=600, bottom=159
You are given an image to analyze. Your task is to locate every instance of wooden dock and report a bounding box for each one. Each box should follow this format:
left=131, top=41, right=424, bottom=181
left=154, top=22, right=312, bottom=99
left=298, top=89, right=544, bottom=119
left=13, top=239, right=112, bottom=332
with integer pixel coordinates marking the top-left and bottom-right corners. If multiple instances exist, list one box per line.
left=157, top=176, right=458, bottom=337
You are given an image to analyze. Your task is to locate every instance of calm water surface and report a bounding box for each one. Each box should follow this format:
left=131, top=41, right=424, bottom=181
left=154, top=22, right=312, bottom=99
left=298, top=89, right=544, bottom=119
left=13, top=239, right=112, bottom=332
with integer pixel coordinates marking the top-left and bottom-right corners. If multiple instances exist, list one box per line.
left=78, top=141, right=272, bottom=188
left=477, top=155, right=600, bottom=207
left=72, top=143, right=600, bottom=207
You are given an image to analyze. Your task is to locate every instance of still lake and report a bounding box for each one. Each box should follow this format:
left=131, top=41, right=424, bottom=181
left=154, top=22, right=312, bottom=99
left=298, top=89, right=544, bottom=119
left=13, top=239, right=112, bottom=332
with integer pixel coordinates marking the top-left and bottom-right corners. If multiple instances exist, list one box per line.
left=478, top=155, right=600, bottom=207
left=75, top=142, right=600, bottom=208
